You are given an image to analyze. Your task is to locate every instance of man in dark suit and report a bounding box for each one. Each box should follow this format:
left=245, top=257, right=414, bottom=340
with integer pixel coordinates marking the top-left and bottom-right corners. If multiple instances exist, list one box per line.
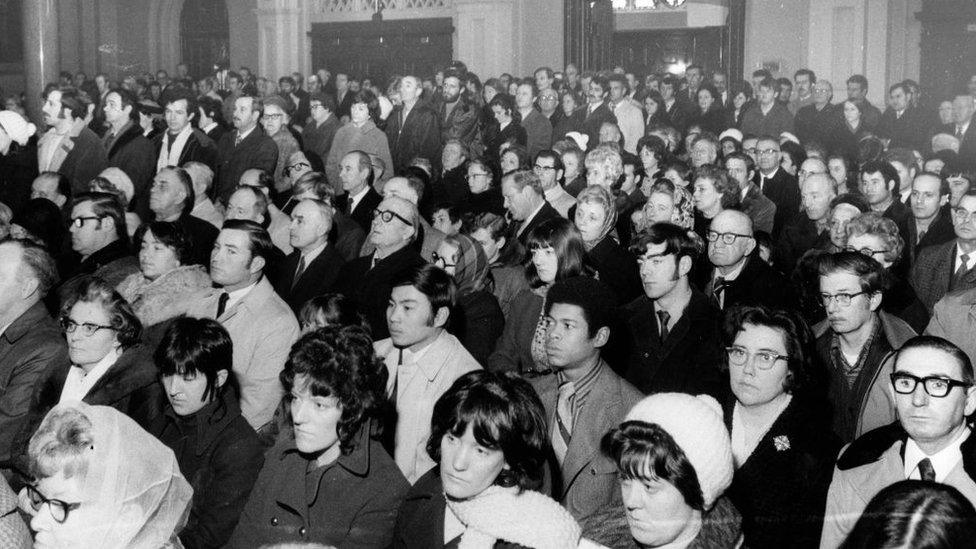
left=876, top=82, right=931, bottom=153
left=659, top=75, right=689, bottom=133
left=155, top=90, right=218, bottom=172
left=580, top=75, right=618, bottom=150
left=102, top=88, right=156, bottom=218
left=945, top=94, right=976, bottom=172
left=214, top=95, right=279, bottom=204
left=902, top=172, right=955, bottom=268
left=338, top=150, right=381, bottom=231
left=271, top=198, right=344, bottom=314
left=774, top=171, right=835, bottom=272
left=753, top=136, right=800, bottom=237
left=622, top=223, right=726, bottom=400
left=149, top=166, right=221, bottom=268
left=197, top=96, right=226, bottom=144
left=501, top=169, right=561, bottom=251
left=529, top=277, right=643, bottom=531
left=335, top=196, right=426, bottom=339
left=333, top=73, right=355, bottom=120
left=385, top=75, right=441, bottom=173
left=706, top=209, right=797, bottom=311
left=911, top=190, right=976, bottom=312
left=794, top=80, right=843, bottom=151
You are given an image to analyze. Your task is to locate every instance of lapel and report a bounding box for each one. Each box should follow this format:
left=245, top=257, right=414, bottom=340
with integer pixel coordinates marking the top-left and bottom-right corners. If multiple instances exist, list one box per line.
left=219, top=276, right=272, bottom=323
left=84, top=346, right=150, bottom=406
left=292, top=246, right=342, bottom=294
left=560, top=368, right=618, bottom=496
left=0, top=302, right=49, bottom=364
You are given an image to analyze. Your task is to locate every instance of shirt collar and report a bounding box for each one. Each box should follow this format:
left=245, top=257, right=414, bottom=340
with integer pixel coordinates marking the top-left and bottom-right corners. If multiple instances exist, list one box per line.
left=300, top=240, right=329, bottom=265
left=714, top=257, right=749, bottom=282
left=904, top=428, right=970, bottom=482
left=236, top=125, right=257, bottom=141
left=397, top=330, right=447, bottom=382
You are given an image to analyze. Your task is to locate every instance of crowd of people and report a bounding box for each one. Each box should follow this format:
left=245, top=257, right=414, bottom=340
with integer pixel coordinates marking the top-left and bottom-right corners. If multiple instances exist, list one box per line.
left=0, top=57, right=975, bottom=548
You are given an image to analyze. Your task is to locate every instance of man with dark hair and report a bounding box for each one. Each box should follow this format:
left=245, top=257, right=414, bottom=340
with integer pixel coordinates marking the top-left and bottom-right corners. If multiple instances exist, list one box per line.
left=821, top=335, right=976, bottom=547
left=386, top=75, right=441, bottom=173
left=912, top=189, right=976, bottom=311
left=789, top=68, right=816, bottom=114
left=197, top=96, right=226, bottom=143
left=534, top=150, right=574, bottom=218
left=581, top=75, right=618, bottom=150
left=501, top=169, right=561, bottom=248
left=188, top=219, right=299, bottom=434
left=335, top=196, right=426, bottom=339
left=220, top=71, right=244, bottom=124
left=270, top=198, right=345, bottom=314
left=877, top=82, right=931, bottom=152
left=776, top=77, right=793, bottom=106
left=214, top=95, right=279, bottom=204
left=338, top=150, right=382, bottom=231
left=860, top=160, right=911, bottom=231
left=884, top=148, right=918, bottom=206
left=845, top=74, right=882, bottom=130
left=38, top=88, right=107, bottom=196
left=155, top=89, right=217, bottom=173
left=726, top=152, right=776, bottom=234
left=622, top=223, right=725, bottom=399
left=439, top=70, right=481, bottom=153
left=816, top=251, right=917, bottom=444
left=740, top=77, right=794, bottom=138
left=903, top=171, right=955, bottom=268
left=529, top=276, right=642, bottom=533
left=334, top=72, right=354, bottom=120
left=102, top=87, right=155, bottom=218
left=683, top=64, right=704, bottom=103
left=0, top=239, right=68, bottom=479
left=659, top=75, right=689, bottom=133
left=375, top=264, right=480, bottom=483
left=149, top=166, right=219, bottom=266
left=301, top=92, right=340, bottom=167
left=516, top=80, right=552, bottom=158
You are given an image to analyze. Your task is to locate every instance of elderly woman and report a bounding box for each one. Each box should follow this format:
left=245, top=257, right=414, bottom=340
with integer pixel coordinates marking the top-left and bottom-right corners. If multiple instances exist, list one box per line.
left=0, top=110, right=38, bottom=214
left=721, top=306, right=837, bottom=549
left=22, top=402, right=192, bottom=548
left=228, top=326, right=410, bottom=548
left=632, top=179, right=695, bottom=236
left=261, top=96, right=302, bottom=194
left=393, top=370, right=600, bottom=548
left=692, top=164, right=740, bottom=240
left=585, top=143, right=624, bottom=189
left=463, top=159, right=506, bottom=217
left=488, top=218, right=592, bottom=374
left=588, top=392, right=741, bottom=548
left=325, top=89, right=394, bottom=193
left=433, top=234, right=505, bottom=365
left=116, top=221, right=211, bottom=330
left=561, top=145, right=588, bottom=197
left=845, top=211, right=929, bottom=332
left=575, top=185, right=641, bottom=304
left=35, top=277, right=161, bottom=429
left=148, top=317, right=264, bottom=549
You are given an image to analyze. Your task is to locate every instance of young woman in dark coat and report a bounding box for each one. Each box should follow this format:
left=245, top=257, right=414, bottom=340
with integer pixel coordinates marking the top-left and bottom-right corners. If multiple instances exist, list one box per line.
left=149, top=316, right=264, bottom=549
left=721, top=306, right=838, bottom=549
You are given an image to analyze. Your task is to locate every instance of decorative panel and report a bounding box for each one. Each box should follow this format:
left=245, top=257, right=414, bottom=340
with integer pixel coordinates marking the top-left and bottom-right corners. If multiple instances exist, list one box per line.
left=311, top=0, right=452, bottom=13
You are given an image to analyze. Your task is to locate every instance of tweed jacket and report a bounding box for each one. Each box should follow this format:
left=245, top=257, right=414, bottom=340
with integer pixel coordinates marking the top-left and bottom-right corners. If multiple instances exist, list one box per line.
left=926, top=285, right=976, bottom=367
left=911, top=240, right=976, bottom=312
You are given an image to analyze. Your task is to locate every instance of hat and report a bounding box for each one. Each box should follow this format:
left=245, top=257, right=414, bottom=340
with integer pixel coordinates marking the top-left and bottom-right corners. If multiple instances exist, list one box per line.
left=932, top=133, right=961, bottom=154
left=137, top=99, right=163, bottom=116
left=566, top=131, right=590, bottom=151
left=0, top=111, right=37, bottom=146
left=718, top=128, right=743, bottom=143
left=779, top=131, right=800, bottom=145
left=625, top=393, right=733, bottom=508
left=98, top=167, right=135, bottom=203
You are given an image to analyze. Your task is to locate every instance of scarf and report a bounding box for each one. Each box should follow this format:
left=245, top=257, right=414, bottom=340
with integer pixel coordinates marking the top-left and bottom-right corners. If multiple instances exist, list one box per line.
left=454, top=233, right=490, bottom=295
left=156, top=125, right=193, bottom=173
left=445, top=485, right=583, bottom=549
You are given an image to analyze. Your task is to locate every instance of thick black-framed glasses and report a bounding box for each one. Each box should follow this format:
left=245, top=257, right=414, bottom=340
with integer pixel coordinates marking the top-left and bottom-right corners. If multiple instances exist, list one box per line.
left=820, top=291, right=868, bottom=308
left=372, top=209, right=413, bottom=227
left=59, top=317, right=116, bottom=337
left=431, top=251, right=457, bottom=269
left=706, top=230, right=752, bottom=245
left=283, top=162, right=310, bottom=178
left=70, top=216, right=103, bottom=229
left=890, top=372, right=973, bottom=398
left=844, top=245, right=886, bottom=258
left=26, top=484, right=82, bottom=524
left=726, top=346, right=788, bottom=370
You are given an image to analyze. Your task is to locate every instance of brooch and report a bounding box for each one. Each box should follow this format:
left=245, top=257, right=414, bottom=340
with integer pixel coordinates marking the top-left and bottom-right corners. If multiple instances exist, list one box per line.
left=773, top=435, right=791, bottom=452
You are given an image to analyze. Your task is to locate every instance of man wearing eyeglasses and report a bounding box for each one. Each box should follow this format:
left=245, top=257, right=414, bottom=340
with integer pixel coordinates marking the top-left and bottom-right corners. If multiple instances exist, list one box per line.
left=820, top=336, right=976, bottom=549
left=534, top=150, right=574, bottom=218
left=705, top=210, right=795, bottom=311
left=911, top=189, right=976, bottom=312
left=815, top=252, right=916, bottom=445
left=751, top=135, right=800, bottom=237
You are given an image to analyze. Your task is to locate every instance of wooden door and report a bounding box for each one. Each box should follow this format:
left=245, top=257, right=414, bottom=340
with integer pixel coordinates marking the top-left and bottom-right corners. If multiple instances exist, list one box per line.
left=310, top=18, right=453, bottom=88
left=612, top=27, right=725, bottom=78
left=919, top=1, right=976, bottom=103
left=181, top=0, right=230, bottom=79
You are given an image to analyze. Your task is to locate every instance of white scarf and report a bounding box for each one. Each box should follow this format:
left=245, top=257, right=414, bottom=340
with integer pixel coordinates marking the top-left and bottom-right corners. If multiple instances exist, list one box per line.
left=445, top=485, right=598, bottom=549
left=156, top=125, right=193, bottom=173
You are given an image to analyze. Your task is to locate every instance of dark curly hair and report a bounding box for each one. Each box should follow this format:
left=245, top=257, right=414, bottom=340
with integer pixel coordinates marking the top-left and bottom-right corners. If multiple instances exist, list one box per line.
left=426, top=370, right=548, bottom=492
left=133, top=221, right=193, bottom=266
left=279, top=325, right=388, bottom=455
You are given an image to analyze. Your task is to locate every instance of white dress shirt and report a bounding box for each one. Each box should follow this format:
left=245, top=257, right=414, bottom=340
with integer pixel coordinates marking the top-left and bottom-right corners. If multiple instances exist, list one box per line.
left=904, top=428, right=969, bottom=482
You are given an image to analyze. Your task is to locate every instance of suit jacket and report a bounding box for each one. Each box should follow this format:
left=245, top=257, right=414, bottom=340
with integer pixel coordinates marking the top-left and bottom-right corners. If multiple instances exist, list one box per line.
left=175, top=212, right=220, bottom=267
left=926, top=285, right=976, bottom=367
left=755, top=167, right=801, bottom=237
left=724, top=396, right=839, bottom=549
left=740, top=182, right=776, bottom=235
left=214, top=127, right=279, bottom=204
left=530, top=364, right=643, bottom=526
left=348, top=186, right=382, bottom=232
left=708, top=255, right=798, bottom=311
left=521, top=109, right=553, bottom=158
left=820, top=423, right=976, bottom=549
left=386, top=102, right=442, bottom=172
left=911, top=240, right=976, bottom=312
left=773, top=217, right=829, bottom=274
left=0, top=302, right=68, bottom=473
left=187, top=276, right=300, bottom=432
left=105, top=123, right=156, bottom=218
left=335, top=245, right=426, bottom=340
left=580, top=102, right=618, bottom=150
left=901, top=210, right=955, bottom=268
left=877, top=106, right=931, bottom=152
left=622, top=289, right=727, bottom=400
left=271, top=245, right=345, bottom=315
left=943, top=117, right=976, bottom=172
left=514, top=201, right=562, bottom=247
left=153, top=127, right=218, bottom=171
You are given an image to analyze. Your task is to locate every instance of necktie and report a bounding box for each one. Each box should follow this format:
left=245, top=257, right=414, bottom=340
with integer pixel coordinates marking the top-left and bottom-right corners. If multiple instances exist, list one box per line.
left=215, top=291, right=230, bottom=318
left=917, top=457, right=936, bottom=481
left=957, top=126, right=965, bottom=140
left=951, top=253, right=972, bottom=290
left=234, top=133, right=243, bottom=147
left=657, top=310, right=671, bottom=342
left=917, top=230, right=926, bottom=246
left=711, top=276, right=728, bottom=308
left=292, top=255, right=307, bottom=289
left=553, top=381, right=574, bottom=464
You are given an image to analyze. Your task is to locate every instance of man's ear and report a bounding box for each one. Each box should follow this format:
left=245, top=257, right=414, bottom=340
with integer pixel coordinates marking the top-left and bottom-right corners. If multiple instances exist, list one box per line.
left=677, top=255, right=692, bottom=278
left=433, top=306, right=450, bottom=328
left=249, top=254, right=266, bottom=275
left=592, top=326, right=610, bottom=348
left=216, top=369, right=229, bottom=389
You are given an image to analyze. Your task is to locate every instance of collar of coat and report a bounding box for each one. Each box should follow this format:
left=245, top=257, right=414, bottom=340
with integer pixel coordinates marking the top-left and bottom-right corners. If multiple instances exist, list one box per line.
left=837, top=421, right=976, bottom=480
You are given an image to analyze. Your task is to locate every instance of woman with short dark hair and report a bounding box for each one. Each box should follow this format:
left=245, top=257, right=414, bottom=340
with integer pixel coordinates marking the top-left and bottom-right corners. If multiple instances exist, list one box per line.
left=227, top=325, right=410, bottom=548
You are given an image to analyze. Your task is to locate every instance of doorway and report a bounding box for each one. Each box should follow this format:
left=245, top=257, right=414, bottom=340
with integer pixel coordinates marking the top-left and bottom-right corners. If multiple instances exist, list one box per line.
left=181, top=0, right=230, bottom=79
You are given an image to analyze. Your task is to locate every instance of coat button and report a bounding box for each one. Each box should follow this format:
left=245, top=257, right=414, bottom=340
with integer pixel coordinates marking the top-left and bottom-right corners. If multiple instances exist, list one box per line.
left=299, top=526, right=307, bottom=537
left=270, top=517, right=278, bottom=526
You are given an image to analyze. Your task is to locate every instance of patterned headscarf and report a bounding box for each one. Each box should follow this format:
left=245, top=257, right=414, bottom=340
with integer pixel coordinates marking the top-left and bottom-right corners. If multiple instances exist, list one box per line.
left=449, top=233, right=490, bottom=296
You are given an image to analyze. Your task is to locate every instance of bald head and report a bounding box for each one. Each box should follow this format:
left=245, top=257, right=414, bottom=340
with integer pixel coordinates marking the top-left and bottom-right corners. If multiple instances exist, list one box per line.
left=713, top=209, right=753, bottom=235
left=383, top=176, right=421, bottom=205
left=708, top=209, right=755, bottom=271
left=801, top=173, right=837, bottom=222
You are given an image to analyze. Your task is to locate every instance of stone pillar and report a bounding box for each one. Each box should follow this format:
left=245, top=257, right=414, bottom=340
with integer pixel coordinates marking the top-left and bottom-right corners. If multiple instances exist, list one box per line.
left=22, top=0, right=59, bottom=126
left=255, top=0, right=307, bottom=79
left=456, top=0, right=516, bottom=78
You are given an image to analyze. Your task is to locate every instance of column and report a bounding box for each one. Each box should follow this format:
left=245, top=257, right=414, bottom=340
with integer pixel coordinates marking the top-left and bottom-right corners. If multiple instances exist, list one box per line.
left=255, top=0, right=307, bottom=79
left=455, top=0, right=516, bottom=78
left=22, top=0, right=59, bottom=126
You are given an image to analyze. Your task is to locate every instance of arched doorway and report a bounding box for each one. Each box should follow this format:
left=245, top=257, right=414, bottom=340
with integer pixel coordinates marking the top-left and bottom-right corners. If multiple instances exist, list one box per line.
left=180, top=0, right=229, bottom=79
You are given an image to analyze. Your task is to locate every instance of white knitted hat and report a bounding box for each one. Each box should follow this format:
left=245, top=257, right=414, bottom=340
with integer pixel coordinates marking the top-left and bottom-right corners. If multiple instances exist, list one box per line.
left=718, top=128, right=743, bottom=143
left=624, top=393, right=733, bottom=508
left=0, top=111, right=37, bottom=146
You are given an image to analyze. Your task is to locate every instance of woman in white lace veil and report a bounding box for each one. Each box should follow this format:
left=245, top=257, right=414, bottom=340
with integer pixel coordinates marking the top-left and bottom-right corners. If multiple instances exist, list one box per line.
left=21, top=401, right=193, bottom=548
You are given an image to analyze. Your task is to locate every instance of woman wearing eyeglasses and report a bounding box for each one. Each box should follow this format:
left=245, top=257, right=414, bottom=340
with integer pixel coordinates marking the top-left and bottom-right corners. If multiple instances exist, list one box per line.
left=21, top=402, right=192, bottom=548
left=719, top=305, right=838, bottom=549
left=462, top=159, right=506, bottom=217
left=34, top=276, right=163, bottom=431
